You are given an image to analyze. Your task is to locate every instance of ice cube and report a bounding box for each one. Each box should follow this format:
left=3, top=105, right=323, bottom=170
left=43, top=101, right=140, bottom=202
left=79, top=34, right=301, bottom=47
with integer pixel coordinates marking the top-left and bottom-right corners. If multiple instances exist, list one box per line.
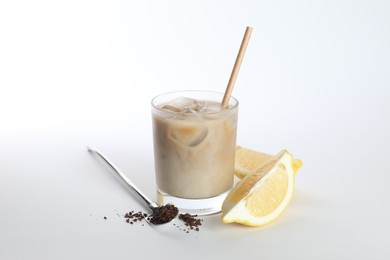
left=169, top=124, right=208, bottom=147
left=203, top=102, right=222, bottom=112
left=200, top=102, right=224, bottom=120
left=160, top=105, right=181, bottom=112
left=160, top=97, right=206, bottom=117
left=169, top=97, right=198, bottom=111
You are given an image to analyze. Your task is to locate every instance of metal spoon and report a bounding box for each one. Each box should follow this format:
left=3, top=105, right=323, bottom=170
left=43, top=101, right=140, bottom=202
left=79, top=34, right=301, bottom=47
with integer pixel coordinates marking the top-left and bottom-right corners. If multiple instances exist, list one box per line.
left=87, top=146, right=178, bottom=225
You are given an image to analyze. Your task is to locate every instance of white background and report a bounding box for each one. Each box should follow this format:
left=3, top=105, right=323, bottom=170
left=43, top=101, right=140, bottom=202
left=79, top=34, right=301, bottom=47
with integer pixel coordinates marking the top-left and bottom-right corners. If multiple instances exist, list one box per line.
left=1, top=0, right=389, bottom=259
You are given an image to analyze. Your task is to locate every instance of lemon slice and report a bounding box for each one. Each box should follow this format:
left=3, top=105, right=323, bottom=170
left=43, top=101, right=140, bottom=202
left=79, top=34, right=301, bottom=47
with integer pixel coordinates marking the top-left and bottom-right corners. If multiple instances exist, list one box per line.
left=222, top=150, right=301, bottom=226
left=235, top=146, right=302, bottom=179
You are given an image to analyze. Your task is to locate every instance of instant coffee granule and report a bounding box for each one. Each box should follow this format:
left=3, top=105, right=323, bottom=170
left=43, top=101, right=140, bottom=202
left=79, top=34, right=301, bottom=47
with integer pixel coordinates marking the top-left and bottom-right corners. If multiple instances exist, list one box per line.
left=122, top=204, right=203, bottom=233
left=147, top=204, right=179, bottom=224
left=124, top=211, right=147, bottom=224
left=178, top=213, right=203, bottom=232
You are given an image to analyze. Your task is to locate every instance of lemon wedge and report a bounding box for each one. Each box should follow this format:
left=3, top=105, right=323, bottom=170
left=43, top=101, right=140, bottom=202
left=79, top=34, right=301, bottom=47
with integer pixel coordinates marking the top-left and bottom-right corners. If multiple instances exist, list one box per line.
left=235, top=146, right=302, bottom=179
left=222, top=150, right=302, bottom=226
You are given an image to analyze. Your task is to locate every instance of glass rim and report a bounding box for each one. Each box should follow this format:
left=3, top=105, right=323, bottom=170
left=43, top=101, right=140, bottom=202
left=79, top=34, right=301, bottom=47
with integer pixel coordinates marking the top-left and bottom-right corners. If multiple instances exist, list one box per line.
left=151, top=90, right=239, bottom=115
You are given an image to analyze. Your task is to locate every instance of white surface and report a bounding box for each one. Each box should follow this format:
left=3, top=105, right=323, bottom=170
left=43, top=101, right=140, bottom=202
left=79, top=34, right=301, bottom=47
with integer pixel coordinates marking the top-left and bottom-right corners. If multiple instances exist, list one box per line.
left=1, top=0, right=390, bottom=259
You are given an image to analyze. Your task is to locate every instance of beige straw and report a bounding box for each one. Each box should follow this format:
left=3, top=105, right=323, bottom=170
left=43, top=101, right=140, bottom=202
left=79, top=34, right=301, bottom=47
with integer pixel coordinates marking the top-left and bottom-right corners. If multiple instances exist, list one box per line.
left=221, top=26, right=253, bottom=108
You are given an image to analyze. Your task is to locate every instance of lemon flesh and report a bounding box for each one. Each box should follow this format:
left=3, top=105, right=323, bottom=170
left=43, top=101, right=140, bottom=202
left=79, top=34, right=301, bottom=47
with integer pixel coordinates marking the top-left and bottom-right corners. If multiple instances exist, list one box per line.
left=235, top=146, right=274, bottom=178
left=222, top=150, right=300, bottom=226
left=235, top=146, right=302, bottom=179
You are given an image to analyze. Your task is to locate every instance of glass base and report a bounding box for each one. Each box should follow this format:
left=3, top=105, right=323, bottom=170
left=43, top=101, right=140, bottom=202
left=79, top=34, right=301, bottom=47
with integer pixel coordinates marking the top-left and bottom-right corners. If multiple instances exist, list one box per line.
left=157, top=190, right=230, bottom=216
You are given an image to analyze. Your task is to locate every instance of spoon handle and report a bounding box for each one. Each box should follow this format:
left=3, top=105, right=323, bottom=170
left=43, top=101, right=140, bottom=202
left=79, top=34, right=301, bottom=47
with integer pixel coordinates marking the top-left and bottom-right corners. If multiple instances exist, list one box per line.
left=87, top=146, right=158, bottom=211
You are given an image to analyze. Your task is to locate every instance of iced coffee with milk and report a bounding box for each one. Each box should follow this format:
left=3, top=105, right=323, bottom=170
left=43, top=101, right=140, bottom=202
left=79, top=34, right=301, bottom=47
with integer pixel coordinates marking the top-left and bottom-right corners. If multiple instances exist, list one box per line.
left=151, top=90, right=238, bottom=215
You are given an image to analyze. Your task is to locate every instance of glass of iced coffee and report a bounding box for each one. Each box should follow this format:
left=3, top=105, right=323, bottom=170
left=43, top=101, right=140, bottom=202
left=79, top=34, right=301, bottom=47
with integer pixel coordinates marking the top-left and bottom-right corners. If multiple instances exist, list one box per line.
left=151, top=90, right=238, bottom=215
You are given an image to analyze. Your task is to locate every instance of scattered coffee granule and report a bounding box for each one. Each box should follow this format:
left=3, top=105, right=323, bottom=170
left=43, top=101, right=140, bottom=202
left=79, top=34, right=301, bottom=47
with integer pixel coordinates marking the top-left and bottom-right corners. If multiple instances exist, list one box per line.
left=122, top=204, right=202, bottom=233
left=148, top=204, right=179, bottom=225
left=178, top=213, right=203, bottom=232
left=124, top=210, right=147, bottom=224
left=103, top=216, right=107, bottom=220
